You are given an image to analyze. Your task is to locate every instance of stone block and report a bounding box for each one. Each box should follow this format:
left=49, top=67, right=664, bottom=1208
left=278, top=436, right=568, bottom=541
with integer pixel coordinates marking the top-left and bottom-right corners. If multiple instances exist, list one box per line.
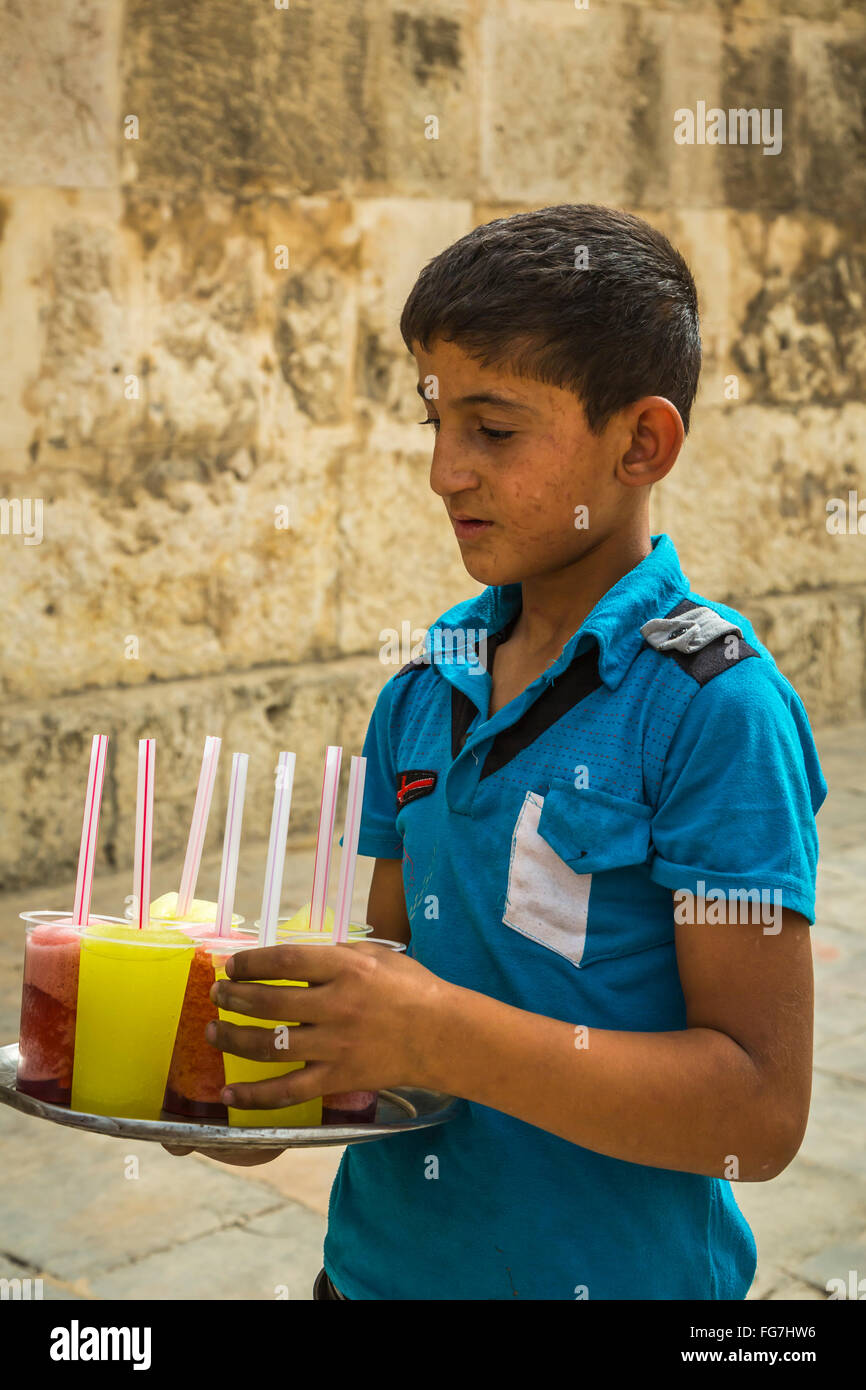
left=718, top=22, right=797, bottom=212
left=0, top=190, right=140, bottom=460
left=122, top=0, right=476, bottom=198
left=0, top=0, right=121, bottom=188
left=480, top=5, right=699, bottom=209
left=733, top=241, right=866, bottom=407
left=795, top=26, right=866, bottom=221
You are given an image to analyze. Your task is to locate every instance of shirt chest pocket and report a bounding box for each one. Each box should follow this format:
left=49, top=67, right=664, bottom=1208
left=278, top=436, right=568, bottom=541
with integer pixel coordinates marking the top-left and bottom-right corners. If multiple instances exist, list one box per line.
left=502, top=781, right=653, bottom=968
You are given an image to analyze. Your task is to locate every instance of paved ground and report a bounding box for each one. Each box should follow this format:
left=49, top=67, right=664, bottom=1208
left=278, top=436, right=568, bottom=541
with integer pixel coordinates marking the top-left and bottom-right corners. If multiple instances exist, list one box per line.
left=1, top=721, right=864, bottom=1300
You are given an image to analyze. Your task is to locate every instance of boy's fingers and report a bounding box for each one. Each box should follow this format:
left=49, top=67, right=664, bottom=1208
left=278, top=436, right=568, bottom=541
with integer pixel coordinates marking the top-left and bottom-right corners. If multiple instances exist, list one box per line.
left=210, top=979, right=316, bottom=1021
left=225, top=944, right=349, bottom=984
left=211, top=1019, right=313, bottom=1062
left=162, top=1144, right=195, bottom=1156
left=222, top=1062, right=331, bottom=1111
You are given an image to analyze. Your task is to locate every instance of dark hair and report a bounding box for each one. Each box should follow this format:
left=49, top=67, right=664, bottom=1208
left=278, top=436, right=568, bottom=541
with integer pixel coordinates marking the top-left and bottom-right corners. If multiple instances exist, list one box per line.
left=400, top=204, right=702, bottom=435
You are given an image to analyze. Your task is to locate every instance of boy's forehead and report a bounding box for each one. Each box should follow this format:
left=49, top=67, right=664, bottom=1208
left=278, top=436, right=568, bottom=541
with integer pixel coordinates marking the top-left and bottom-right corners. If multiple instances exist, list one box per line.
left=412, top=339, right=558, bottom=414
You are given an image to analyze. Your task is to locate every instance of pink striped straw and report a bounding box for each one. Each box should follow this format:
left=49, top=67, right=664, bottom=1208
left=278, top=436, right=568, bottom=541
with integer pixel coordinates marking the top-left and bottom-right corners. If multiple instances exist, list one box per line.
left=259, top=751, right=296, bottom=948
left=133, top=738, right=155, bottom=930
left=177, top=735, right=222, bottom=916
left=333, top=755, right=367, bottom=944
left=309, top=745, right=343, bottom=933
left=72, top=734, right=109, bottom=927
left=214, top=753, right=248, bottom=937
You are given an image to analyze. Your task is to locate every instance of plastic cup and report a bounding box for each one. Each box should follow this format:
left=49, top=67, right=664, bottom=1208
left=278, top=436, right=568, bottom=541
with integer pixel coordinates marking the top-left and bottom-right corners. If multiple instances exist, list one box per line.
left=16, top=912, right=126, bottom=1106
left=255, top=902, right=374, bottom=943
left=163, top=925, right=258, bottom=1121
left=212, top=936, right=322, bottom=1128
left=278, top=932, right=407, bottom=1126
left=70, top=923, right=196, bottom=1119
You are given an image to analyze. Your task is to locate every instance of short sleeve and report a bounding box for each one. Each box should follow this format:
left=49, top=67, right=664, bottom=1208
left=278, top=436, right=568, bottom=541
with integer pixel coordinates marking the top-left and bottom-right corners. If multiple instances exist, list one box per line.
left=357, top=676, right=403, bottom=860
left=648, top=661, right=828, bottom=924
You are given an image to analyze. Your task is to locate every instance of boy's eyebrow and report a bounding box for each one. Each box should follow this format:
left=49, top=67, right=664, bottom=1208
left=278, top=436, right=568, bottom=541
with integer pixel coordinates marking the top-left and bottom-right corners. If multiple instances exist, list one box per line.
left=415, top=382, right=537, bottom=415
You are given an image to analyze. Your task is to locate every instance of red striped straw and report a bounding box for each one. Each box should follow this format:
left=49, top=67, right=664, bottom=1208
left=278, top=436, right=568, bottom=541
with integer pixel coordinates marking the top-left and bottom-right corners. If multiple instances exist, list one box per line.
left=214, top=753, right=248, bottom=937
left=177, top=735, right=221, bottom=917
left=333, top=755, right=367, bottom=944
left=133, top=738, right=155, bottom=930
left=309, top=746, right=343, bottom=933
left=259, top=751, right=296, bottom=948
left=72, top=734, right=109, bottom=927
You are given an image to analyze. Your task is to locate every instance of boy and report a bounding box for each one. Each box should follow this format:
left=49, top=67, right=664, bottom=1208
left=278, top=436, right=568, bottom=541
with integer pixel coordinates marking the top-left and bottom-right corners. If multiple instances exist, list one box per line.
left=171, top=205, right=828, bottom=1301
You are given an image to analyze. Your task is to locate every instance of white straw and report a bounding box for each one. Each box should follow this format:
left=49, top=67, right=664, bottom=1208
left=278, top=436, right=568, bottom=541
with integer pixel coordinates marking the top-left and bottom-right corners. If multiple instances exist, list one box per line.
left=333, top=756, right=367, bottom=944
left=177, top=735, right=222, bottom=916
left=259, top=751, right=296, bottom=948
left=309, top=745, right=342, bottom=932
left=133, top=738, right=155, bottom=929
left=72, top=734, right=109, bottom=927
left=215, top=753, right=248, bottom=937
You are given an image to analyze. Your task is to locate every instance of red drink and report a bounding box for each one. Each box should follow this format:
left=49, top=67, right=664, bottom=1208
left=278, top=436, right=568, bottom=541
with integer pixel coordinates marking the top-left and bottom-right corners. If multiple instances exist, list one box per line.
left=322, top=1090, right=378, bottom=1125
left=17, top=922, right=82, bottom=1105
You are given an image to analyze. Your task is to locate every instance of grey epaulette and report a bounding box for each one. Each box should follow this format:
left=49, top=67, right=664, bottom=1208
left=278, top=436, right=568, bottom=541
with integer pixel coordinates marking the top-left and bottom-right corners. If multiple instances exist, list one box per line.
left=640, top=599, right=760, bottom=686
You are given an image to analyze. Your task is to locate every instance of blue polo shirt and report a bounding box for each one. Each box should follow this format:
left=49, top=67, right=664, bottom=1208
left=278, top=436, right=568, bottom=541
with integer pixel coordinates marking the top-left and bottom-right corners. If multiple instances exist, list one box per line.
left=323, top=532, right=828, bottom=1300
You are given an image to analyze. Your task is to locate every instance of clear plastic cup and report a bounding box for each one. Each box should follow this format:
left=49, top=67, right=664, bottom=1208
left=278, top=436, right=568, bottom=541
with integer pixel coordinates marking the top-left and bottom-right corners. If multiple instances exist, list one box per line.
left=209, top=935, right=322, bottom=1127
left=277, top=931, right=407, bottom=1126
left=70, top=923, right=196, bottom=1119
left=16, top=911, right=127, bottom=1106
left=254, top=902, right=374, bottom=943
left=122, top=898, right=248, bottom=1120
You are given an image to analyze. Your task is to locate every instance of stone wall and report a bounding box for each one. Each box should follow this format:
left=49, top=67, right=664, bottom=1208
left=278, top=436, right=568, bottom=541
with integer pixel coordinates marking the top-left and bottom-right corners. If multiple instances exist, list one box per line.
left=0, top=0, right=864, bottom=889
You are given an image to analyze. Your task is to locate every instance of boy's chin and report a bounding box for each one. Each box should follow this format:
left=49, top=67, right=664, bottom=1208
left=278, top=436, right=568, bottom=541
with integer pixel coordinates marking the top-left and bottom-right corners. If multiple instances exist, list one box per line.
left=459, top=550, right=526, bottom=587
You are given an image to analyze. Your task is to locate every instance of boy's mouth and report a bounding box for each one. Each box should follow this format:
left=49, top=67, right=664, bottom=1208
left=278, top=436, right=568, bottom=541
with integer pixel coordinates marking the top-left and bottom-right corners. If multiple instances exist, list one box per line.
left=451, top=514, right=493, bottom=540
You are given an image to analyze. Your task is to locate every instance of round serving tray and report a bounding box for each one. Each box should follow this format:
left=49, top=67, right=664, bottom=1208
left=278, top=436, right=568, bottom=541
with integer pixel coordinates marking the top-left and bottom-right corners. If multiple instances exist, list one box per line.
left=0, top=1043, right=459, bottom=1148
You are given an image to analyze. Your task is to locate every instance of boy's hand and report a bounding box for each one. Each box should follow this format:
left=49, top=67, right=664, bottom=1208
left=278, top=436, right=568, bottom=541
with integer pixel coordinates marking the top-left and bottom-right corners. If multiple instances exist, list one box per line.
left=161, top=1143, right=281, bottom=1166
left=204, top=939, right=442, bottom=1114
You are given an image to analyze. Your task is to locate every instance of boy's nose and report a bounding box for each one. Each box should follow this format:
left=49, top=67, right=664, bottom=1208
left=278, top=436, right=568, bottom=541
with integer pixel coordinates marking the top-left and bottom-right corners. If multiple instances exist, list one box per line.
left=429, top=438, right=482, bottom=500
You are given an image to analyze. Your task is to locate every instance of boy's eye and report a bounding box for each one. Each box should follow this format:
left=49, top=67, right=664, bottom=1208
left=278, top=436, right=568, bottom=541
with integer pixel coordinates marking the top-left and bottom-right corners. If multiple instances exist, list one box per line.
left=477, top=426, right=514, bottom=441
left=416, top=419, right=514, bottom=442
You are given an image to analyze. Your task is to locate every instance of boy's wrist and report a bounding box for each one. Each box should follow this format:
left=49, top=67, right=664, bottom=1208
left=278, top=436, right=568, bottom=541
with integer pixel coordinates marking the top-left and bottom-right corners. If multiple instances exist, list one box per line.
left=406, top=971, right=463, bottom=1095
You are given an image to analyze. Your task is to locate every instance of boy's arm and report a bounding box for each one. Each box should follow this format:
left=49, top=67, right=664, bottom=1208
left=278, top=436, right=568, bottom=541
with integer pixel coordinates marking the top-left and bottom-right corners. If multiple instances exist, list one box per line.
left=365, top=858, right=411, bottom=945
left=416, top=904, right=813, bottom=1181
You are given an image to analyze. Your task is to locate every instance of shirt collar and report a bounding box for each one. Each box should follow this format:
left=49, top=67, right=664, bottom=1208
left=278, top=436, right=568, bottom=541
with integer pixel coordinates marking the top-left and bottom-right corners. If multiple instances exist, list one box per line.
left=427, top=533, right=691, bottom=692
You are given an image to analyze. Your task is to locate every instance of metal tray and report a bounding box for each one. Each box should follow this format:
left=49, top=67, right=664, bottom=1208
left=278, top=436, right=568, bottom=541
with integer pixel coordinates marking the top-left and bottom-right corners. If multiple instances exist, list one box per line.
left=0, top=1043, right=459, bottom=1148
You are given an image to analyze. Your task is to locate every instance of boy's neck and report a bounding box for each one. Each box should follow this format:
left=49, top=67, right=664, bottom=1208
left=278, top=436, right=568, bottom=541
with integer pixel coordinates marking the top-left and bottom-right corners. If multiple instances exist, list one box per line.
left=513, top=525, right=653, bottom=662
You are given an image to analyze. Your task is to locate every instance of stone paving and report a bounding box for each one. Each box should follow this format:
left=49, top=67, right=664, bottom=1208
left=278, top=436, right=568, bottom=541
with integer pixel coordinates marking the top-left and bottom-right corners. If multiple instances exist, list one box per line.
left=1, top=722, right=864, bottom=1301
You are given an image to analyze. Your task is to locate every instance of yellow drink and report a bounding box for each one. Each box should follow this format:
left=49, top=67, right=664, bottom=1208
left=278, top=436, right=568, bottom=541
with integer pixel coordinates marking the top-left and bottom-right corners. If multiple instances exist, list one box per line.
left=71, top=924, right=195, bottom=1119
left=258, top=902, right=372, bottom=941
left=215, top=964, right=322, bottom=1127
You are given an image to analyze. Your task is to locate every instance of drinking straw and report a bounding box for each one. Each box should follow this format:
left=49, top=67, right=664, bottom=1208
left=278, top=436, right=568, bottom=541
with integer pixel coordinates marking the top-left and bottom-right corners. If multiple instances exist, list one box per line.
left=133, top=738, right=155, bottom=930
left=72, top=734, right=109, bottom=927
left=214, top=753, right=249, bottom=938
left=333, top=756, right=367, bottom=944
left=258, top=751, right=296, bottom=948
left=309, top=745, right=343, bottom=933
left=177, top=735, right=222, bottom=916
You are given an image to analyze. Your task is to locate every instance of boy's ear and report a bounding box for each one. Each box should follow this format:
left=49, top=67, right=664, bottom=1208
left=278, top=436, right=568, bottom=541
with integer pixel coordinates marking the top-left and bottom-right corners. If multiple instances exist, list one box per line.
left=618, top=396, right=684, bottom=487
